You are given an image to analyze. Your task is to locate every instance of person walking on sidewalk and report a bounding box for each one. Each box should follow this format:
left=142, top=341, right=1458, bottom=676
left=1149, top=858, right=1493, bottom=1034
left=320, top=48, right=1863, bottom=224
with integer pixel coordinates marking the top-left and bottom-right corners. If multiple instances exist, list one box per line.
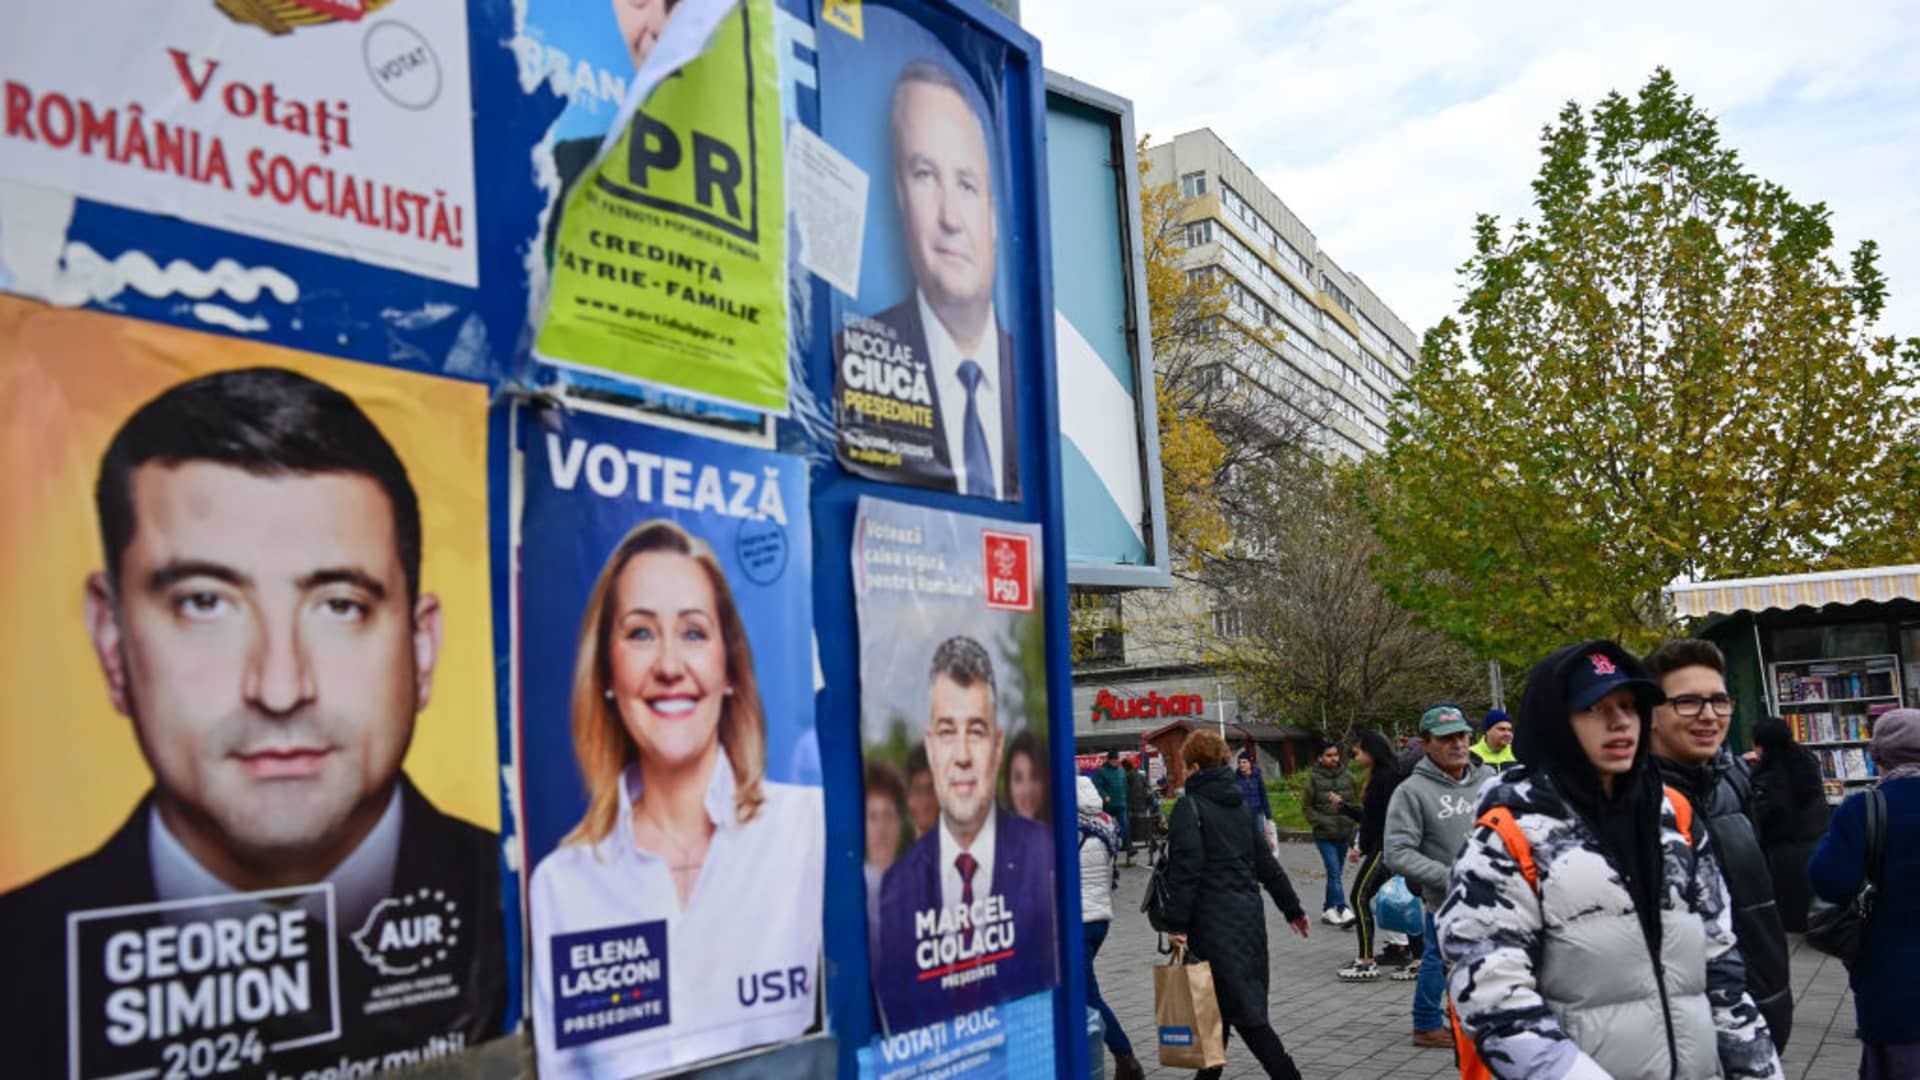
left=1384, top=704, right=1492, bottom=1048
left=1094, top=750, right=1130, bottom=853
left=1809, top=708, right=1920, bottom=1080
left=1162, top=730, right=1310, bottom=1080
left=1440, top=641, right=1782, bottom=1080
left=1470, top=709, right=1517, bottom=769
left=1075, top=775, right=1144, bottom=1080
left=1647, top=638, right=1793, bottom=1051
left=1302, top=741, right=1358, bottom=927
left=1235, top=751, right=1274, bottom=834
left=1336, top=727, right=1411, bottom=981
left=1124, top=756, right=1155, bottom=867
left=1747, top=717, right=1828, bottom=932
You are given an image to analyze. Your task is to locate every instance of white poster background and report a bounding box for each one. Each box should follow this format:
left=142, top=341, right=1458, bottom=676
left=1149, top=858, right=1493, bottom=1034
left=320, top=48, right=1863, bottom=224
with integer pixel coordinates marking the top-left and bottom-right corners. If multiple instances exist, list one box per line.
left=0, top=0, right=478, bottom=287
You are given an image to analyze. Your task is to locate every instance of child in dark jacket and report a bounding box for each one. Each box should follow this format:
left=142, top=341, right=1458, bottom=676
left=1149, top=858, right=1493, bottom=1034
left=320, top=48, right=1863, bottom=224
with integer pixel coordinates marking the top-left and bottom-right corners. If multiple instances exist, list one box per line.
left=1336, top=727, right=1408, bottom=980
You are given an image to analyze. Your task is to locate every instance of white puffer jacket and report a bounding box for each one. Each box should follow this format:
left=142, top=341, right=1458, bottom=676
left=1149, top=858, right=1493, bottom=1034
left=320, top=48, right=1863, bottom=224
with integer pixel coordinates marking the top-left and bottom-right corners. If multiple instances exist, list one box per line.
left=1439, top=767, right=1783, bottom=1080
left=1077, top=775, right=1117, bottom=922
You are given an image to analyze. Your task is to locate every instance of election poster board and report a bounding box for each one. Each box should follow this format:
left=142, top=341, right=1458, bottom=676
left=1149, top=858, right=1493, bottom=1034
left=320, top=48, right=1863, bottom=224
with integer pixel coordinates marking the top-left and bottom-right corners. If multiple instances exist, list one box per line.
left=853, top=496, right=1056, bottom=1037
left=0, top=0, right=479, bottom=287
left=517, top=408, right=821, bottom=1078
left=532, top=0, right=792, bottom=415
left=0, top=295, right=502, bottom=1078
left=817, top=3, right=1024, bottom=501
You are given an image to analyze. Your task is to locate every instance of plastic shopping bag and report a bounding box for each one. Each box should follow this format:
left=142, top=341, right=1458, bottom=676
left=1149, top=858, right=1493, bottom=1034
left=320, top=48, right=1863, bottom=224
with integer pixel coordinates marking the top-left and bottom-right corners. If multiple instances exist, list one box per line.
left=1154, top=944, right=1227, bottom=1069
left=1374, top=874, right=1424, bottom=937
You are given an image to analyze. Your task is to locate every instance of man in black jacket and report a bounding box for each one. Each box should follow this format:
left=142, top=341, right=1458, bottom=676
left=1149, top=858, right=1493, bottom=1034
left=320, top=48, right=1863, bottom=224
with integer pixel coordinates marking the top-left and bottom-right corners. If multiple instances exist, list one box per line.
left=1646, top=639, right=1792, bottom=1050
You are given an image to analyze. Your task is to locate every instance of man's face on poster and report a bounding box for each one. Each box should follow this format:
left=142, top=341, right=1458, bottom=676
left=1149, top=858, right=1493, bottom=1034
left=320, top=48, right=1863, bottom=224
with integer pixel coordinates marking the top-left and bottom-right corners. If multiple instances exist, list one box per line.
left=85, top=462, right=440, bottom=880
left=612, top=0, right=674, bottom=71
left=892, top=80, right=997, bottom=316
left=926, top=673, right=1001, bottom=839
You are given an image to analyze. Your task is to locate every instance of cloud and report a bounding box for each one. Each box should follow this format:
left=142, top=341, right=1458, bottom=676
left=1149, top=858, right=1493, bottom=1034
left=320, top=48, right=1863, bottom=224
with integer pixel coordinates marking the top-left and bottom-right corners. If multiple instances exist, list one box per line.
left=1026, top=0, right=1920, bottom=339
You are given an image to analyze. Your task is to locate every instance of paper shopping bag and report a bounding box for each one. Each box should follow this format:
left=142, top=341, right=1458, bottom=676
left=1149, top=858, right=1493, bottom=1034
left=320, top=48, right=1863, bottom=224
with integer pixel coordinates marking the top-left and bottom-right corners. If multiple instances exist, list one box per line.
left=1154, top=946, right=1227, bottom=1069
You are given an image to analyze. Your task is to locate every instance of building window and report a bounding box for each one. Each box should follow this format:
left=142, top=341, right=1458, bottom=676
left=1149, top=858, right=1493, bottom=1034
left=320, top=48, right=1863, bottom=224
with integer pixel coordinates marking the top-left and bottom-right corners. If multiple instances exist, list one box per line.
left=1184, top=220, right=1213, bottom=247
left=1213, top=608, right=1245, bottom=638
left=1180, top=171, right=1208, bottom=199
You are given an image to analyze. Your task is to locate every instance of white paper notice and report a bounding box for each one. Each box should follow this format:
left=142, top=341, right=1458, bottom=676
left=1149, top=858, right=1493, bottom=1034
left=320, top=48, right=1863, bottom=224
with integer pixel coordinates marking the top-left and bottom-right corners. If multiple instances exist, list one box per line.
left=0, top=0, right=478, bottom=287
left=788, top=123, right=867, bottom=298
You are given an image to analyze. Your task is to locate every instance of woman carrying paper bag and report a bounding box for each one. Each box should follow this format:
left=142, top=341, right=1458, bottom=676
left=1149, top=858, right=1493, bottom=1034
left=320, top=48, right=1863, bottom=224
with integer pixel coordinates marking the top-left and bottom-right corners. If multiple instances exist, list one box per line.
left=1159, top=730, right=1311, bottom=1079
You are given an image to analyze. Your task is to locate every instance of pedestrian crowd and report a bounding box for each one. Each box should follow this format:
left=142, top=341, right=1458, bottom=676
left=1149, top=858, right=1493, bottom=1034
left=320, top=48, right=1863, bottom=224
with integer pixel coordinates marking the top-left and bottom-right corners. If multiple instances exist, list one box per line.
left=1076, top=636, right=1918, bottom=1079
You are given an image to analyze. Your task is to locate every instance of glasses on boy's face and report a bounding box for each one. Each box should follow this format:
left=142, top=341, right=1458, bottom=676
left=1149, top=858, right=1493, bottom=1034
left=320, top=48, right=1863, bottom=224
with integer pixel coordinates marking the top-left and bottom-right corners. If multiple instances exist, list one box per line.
left=1665, top=694, right=1736, bottom=719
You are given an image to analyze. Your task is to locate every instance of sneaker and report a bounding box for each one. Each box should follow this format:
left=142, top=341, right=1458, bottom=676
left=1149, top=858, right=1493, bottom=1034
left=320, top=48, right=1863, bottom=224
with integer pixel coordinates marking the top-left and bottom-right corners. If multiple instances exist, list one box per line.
left=1390, top=958, right=1421, bottom=981
left=1376, top=944, right=1412, bottom=968
left=1336, top=959, right=1380, bottom=982
left=1321, top=906, right=1343, bottom=926
left=1412, top=1029, right=1452, bottom=1048
left=1336, top=906, right=1357, bottom=927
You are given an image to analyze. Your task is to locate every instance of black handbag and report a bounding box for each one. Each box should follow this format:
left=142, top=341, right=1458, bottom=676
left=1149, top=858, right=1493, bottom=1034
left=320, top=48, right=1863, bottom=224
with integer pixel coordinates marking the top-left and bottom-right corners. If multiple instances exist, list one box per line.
left=1805, top=788, right=1886, bottom=967
left=1142, top=799, right=1200, bottom=932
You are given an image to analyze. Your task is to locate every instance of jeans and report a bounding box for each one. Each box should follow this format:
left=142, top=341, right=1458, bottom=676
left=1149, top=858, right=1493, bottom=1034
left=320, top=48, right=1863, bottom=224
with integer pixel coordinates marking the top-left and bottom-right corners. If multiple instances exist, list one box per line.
left=1083, top=921, right=1133, bottom=1056
left=1110, top=809, right=1131, bottom=851
left=1314, top=840, right=1348, bottom=911
left=1412, top=910, right=1446, bottom=1032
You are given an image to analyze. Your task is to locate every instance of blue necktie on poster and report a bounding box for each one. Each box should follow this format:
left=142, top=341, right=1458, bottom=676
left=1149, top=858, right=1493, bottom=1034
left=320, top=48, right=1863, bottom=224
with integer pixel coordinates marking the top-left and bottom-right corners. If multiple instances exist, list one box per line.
left=958, top=359, right=992, bottom=497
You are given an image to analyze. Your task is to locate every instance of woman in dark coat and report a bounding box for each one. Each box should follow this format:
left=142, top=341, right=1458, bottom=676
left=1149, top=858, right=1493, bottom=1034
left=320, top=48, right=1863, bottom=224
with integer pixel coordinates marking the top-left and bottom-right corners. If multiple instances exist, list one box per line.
left=1162, top=729, right=1310, bottom=1080
left=1748, top=716, right=1830, bottom=931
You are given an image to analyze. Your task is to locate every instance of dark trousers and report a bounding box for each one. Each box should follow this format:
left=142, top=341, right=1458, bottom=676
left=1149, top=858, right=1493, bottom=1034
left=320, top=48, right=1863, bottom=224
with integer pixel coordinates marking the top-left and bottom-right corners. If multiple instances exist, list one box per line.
left=1194, top=1022, right=1301, bottom=1080
left=1349, top=851, right=1390, bottom=960
left=1083, top=921, right=1133, bottom=1057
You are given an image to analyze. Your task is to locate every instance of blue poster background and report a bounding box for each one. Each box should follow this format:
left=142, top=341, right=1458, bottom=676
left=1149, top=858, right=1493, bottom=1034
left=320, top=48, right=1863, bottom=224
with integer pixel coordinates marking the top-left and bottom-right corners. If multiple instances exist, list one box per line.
left=518, top=407, right=816, bottom=864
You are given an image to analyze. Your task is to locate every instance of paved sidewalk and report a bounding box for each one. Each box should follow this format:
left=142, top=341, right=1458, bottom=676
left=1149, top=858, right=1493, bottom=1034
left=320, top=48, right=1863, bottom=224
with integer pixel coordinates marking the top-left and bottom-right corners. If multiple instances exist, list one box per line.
left=1088, top=842, right=1861, bottom=1079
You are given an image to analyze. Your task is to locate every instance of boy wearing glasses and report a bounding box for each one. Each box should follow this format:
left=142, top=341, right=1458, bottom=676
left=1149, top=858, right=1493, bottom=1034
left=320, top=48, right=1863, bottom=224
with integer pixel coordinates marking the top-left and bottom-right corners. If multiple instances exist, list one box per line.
left=1647, top=639, right=1793, bottom=1051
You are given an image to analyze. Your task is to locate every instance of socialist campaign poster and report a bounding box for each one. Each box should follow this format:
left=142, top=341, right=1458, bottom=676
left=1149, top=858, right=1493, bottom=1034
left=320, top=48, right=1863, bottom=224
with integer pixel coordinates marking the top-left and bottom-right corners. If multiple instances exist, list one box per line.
left=0, top=0, right=479, bottom=286
left=531, top=0, right=791, bottom=415
left=817, top=3, right=1024, bottom=501
left=517, top=408, right=820, bottom=1078
left=0, top=295, right=503, bottom=1078
left=853, top=496, right=1056, bottom=1044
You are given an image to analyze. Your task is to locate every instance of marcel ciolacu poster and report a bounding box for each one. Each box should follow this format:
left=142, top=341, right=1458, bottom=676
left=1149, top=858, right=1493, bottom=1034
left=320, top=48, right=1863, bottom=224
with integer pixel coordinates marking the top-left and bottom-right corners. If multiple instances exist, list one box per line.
left=518, top=407, right=821, bottom=1078
left=852, top=494, right=1056, bottom=1077
left=534, top=0, right=791, bottom=415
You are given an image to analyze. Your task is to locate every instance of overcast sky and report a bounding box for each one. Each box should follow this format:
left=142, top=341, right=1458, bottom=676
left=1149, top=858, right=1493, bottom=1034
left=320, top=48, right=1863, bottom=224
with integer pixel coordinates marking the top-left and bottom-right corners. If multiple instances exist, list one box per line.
left=1025, top=0, right=1920, bottom=343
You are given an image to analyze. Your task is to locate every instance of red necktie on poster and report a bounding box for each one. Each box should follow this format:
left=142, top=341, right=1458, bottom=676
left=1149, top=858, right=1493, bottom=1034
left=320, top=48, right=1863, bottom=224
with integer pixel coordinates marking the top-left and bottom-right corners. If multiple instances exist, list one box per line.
left=955, top=852, right=979, bottom=948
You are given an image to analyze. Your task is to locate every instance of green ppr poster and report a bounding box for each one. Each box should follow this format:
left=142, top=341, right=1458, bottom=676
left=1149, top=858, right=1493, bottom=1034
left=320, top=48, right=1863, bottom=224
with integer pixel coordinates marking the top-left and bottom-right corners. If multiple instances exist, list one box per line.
left=537, top=0, right=788, bottom=415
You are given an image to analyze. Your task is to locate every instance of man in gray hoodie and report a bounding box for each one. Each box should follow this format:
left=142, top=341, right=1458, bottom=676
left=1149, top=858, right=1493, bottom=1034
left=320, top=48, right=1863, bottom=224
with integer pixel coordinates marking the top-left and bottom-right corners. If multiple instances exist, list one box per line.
left=1384, top=704, right=1492, bottom=1047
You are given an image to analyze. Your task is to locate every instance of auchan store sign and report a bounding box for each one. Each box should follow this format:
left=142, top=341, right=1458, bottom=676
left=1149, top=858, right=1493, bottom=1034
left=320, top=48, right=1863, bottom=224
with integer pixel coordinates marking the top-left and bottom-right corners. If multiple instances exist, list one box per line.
left=1091, top=688, right=1204, bottom=722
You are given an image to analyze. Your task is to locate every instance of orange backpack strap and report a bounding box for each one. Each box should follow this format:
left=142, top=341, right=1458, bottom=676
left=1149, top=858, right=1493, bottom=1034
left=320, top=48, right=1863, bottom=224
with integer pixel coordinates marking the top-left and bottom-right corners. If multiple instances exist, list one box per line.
left=1477, top=806, right=1537, bottom=892
left=1662, top=785, right=1696, bottom=848
left=1450, top=997, right=1494, bottom=1080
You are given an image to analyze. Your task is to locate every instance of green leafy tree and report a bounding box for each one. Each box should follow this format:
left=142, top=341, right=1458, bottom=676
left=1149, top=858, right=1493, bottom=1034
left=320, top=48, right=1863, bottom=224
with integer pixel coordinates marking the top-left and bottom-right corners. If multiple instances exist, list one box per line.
left=1368, top=68, right=1920, bottom=667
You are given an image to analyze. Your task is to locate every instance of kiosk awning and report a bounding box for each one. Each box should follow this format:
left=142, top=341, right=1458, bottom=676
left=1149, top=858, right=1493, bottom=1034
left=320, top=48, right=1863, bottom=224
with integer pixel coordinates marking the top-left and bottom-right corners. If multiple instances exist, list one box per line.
left=1669, top=565, right=1920, bottom=619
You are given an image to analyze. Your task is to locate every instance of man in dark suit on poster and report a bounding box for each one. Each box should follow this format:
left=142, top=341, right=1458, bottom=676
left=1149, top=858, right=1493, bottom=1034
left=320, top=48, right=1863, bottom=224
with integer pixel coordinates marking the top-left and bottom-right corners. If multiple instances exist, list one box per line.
left=875, top=636, right=1054, bottom=1032
left=0, top=368, right=503, bottom=1080
left=836, top=58, right=1021, bottom=500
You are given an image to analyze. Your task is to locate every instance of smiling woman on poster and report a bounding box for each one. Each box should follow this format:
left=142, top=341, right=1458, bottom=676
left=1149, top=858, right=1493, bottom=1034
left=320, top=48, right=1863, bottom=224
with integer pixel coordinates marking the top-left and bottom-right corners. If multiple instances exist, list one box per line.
left=530, top=520, right=823, bottom=1078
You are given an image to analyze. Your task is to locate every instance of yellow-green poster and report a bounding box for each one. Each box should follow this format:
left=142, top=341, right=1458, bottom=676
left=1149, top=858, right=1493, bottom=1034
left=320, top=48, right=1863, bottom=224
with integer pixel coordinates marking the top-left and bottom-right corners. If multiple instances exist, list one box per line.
left=536, top=0, right=788, bottom=415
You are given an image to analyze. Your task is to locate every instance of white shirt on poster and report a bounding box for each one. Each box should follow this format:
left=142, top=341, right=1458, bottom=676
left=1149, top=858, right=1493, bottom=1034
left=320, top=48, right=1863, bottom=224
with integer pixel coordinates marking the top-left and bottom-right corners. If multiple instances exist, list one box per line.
left=916, top=289, right=1004, bottom=499
left=937, top=803, right=997, bottom=915
left=530, top=758, right=825, bottom=1080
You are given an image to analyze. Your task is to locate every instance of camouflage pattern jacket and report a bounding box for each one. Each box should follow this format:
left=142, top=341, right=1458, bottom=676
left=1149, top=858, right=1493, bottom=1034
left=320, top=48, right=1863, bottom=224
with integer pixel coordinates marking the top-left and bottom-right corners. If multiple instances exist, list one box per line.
left=1437, top=766, right=1783, bottom=1080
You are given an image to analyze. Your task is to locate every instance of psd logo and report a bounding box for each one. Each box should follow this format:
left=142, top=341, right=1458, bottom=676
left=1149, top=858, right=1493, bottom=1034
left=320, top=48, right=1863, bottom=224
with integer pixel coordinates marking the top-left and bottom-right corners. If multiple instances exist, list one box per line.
left=982, top=530, right=1033, bottom=612
left=215, top=0, right=396, bottom=35
left=352, top=886, right=461, bottom=976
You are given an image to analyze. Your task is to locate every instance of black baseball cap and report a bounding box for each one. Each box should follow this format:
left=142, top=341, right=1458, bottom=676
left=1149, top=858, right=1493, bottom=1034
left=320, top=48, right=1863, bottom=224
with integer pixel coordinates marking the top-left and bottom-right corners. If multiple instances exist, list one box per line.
left=1564, top=648, right=1662, bottom=712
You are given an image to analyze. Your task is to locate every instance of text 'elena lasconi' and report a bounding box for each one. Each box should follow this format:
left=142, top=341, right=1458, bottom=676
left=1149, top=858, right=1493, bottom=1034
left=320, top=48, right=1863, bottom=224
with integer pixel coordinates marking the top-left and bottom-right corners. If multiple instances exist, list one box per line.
left=545, top=433, right=788, bottom=526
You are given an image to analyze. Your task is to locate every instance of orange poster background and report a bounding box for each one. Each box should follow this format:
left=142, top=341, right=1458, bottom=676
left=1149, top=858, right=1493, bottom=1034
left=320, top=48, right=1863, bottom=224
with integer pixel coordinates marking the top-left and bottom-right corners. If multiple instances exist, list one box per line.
left=0, top=294, right=498, bottom=891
